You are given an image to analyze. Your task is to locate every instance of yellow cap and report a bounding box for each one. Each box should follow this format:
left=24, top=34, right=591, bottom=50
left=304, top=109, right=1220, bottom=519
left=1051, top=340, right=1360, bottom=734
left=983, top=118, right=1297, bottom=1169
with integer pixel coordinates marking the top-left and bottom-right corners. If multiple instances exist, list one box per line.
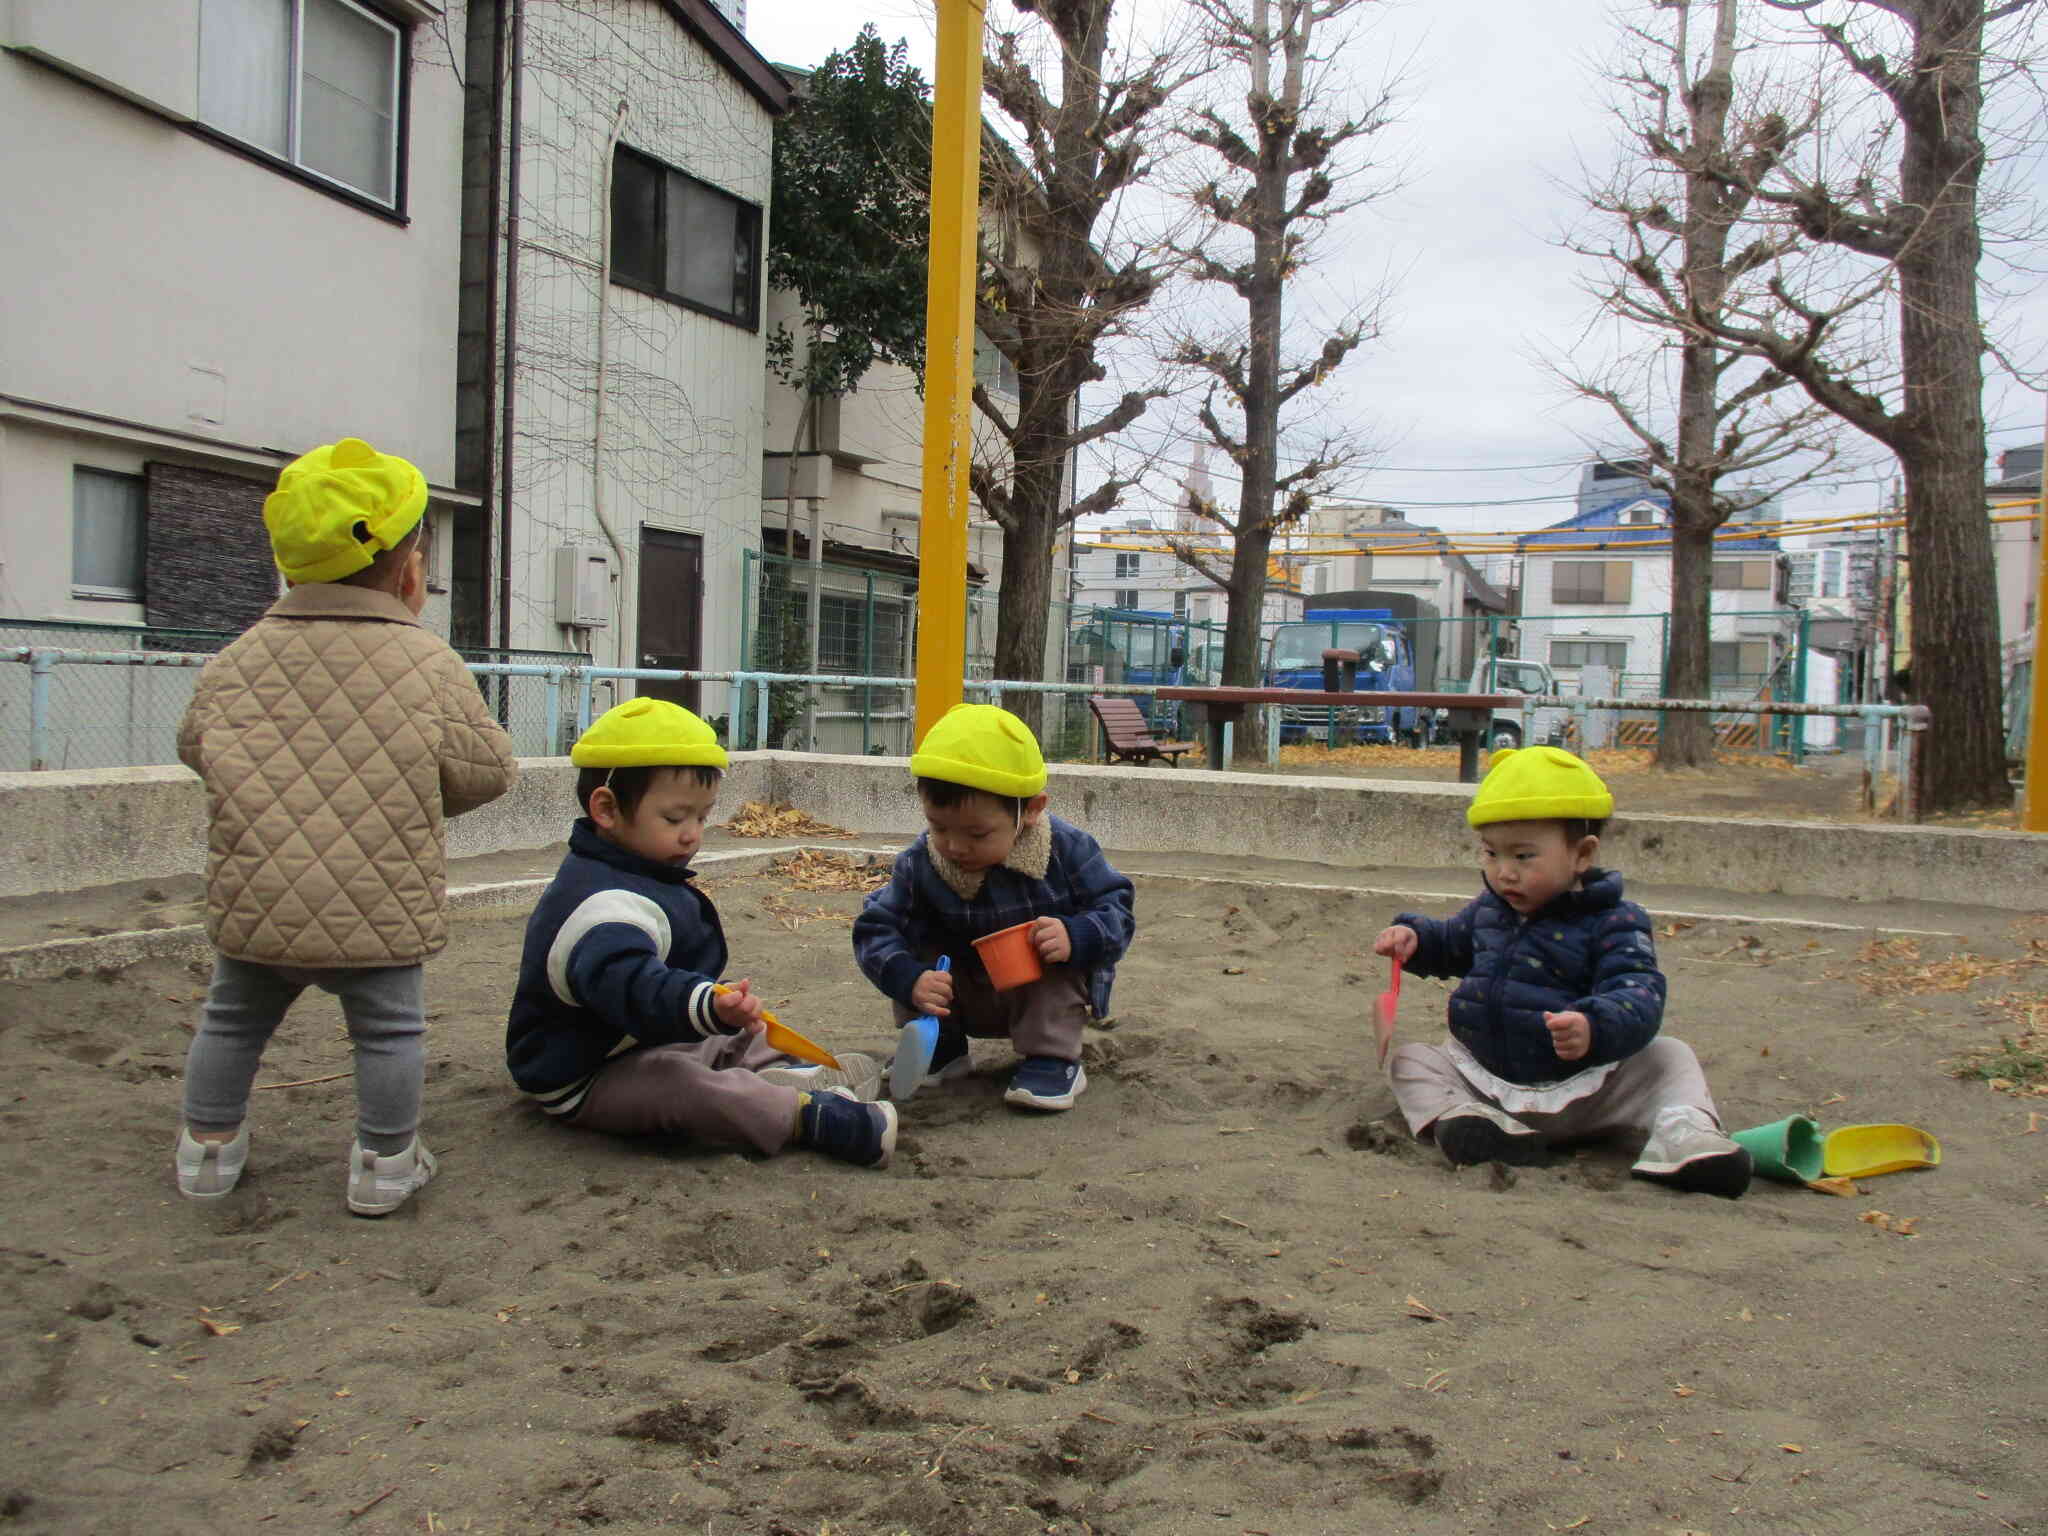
left=910, top=702, right=1047, bottom=798
left=572, top=697, right=729, bottom=770
left=263, top=437, right=428, bottom=584
left=1467, top=746, right=1613, bottom=827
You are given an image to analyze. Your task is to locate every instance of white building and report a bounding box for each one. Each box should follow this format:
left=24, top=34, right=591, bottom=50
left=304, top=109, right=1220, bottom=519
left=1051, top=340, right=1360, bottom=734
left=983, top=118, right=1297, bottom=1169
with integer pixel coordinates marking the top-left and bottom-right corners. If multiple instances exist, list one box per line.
left=465, top=0, right=789, bottom=742
left=1988, top=443, right=2041, bottom=653
left=2, top=0, right=468, bottom=643
left=1517, top=492, right=1792, bottom=697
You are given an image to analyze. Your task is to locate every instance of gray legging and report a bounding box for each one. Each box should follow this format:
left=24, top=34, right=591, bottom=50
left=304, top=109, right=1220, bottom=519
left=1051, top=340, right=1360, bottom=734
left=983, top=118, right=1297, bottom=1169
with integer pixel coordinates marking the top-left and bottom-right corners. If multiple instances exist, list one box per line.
left=182, top=955, right=426, bottom=1156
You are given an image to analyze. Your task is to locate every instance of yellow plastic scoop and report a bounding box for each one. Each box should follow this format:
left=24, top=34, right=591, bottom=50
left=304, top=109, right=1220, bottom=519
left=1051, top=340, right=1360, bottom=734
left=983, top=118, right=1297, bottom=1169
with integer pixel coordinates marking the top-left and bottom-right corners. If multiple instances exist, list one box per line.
left=1822, top=1123, right=1941, bottom=1179
left=713, top=985, right=841, bottom=1070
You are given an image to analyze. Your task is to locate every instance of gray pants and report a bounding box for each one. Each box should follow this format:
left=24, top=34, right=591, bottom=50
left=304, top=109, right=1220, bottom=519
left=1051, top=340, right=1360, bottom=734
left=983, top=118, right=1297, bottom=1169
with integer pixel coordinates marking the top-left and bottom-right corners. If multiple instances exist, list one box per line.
left=567, top=1030, right=802, bottom=1155
left=182, top=955, right=426, bottom=1156
left=1389, top=1035, right=1719, bottom=1148
left=891, top=962, right=1091, bottom=1062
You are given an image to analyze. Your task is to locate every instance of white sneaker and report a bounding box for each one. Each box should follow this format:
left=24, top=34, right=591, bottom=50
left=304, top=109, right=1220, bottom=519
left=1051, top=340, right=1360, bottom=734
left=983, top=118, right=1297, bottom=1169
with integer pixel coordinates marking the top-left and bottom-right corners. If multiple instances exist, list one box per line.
left=757, top=1051, right=884, bottom=1103
left=347, top=1137, right=438, bottom=1217
left=176, top=1125, right=249, bottom=1199
left=1632, top=1106, right=1751, bottom=1199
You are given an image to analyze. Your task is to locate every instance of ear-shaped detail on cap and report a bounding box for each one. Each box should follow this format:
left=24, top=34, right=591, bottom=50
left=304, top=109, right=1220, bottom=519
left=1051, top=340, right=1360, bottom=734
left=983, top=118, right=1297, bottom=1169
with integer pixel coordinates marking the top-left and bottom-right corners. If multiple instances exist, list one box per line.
left=330, top=437, right=378, bottom=469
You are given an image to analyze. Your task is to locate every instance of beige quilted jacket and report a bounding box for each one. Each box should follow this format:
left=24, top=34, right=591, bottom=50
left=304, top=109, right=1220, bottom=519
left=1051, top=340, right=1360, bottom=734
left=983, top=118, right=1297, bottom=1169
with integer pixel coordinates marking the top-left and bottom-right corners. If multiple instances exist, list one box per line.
left=177, top=584, right=517, bottom=967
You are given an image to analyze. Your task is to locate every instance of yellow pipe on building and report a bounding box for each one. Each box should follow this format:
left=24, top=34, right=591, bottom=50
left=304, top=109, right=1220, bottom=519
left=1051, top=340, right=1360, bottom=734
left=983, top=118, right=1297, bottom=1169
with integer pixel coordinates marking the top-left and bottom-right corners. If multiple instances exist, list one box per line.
left=913, top=0, right=987, bottom=745
left=2025, top=430, right=2048, bottom=831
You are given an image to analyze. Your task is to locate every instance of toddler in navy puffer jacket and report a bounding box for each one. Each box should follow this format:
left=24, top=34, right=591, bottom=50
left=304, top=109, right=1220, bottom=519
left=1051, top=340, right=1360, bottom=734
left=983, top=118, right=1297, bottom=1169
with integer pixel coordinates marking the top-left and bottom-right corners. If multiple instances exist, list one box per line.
left=1373, top=748, right=1751, bottom=1198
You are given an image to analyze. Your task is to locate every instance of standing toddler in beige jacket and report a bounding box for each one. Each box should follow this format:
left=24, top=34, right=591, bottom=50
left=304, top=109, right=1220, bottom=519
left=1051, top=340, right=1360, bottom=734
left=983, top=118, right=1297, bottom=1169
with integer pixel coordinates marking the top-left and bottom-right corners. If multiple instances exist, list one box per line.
left=174, top=438, right=516, bottom=1215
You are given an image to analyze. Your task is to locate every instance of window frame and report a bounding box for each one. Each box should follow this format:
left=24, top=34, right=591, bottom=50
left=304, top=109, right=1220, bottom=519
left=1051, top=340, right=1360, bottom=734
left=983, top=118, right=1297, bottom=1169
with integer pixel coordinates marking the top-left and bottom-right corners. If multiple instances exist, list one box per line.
left=1550, top=559, right=1632, bottom=605
left=1113, top=551, right=1141, bottom=580
left=71, top=466, right=148, bottom=603
left=192, top=0, right=411, bottom=218
left=609, top=143, right=763, bottom=331
left=1549, top=639, right=1629, bottom=672
left=1114, top=588, right=1140, bottom=610
left=1711, top=558, right=1773, bottom=592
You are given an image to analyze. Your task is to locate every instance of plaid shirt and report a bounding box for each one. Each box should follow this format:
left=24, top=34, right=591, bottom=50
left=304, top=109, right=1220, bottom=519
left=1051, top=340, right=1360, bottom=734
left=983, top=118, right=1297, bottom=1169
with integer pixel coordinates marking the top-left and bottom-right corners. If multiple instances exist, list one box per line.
left=853, top=814, right=1136, bottom=1017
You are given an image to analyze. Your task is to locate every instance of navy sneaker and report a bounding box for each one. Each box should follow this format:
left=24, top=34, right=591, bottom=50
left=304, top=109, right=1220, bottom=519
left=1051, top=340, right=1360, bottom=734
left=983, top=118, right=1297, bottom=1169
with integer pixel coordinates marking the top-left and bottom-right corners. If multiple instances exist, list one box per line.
left=798, top=1087, right=898, bottom=1168
left=1004, top=1056, right=1086, bottom=1112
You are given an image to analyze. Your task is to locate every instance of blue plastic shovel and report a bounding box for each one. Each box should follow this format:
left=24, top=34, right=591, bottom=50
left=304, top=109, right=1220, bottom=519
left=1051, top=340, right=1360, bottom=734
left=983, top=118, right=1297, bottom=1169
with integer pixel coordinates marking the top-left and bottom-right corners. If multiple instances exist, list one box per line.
left=889, top=955, right=951, bottom=1102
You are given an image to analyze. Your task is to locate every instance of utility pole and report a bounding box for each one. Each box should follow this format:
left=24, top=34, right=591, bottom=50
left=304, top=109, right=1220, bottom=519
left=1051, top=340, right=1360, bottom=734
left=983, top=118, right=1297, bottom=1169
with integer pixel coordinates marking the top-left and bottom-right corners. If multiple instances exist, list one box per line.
left=913, top=0, right=985, bottom=743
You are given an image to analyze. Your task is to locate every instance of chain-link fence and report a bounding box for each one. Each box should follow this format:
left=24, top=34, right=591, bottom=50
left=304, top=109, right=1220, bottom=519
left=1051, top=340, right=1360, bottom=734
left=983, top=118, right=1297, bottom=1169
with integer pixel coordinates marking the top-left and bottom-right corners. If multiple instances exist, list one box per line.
left=0, top=619, right=588, bottom=771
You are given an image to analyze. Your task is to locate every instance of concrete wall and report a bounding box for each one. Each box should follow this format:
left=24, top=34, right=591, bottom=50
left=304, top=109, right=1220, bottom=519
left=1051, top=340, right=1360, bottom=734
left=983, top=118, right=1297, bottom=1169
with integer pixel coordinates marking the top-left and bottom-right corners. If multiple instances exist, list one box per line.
left=4, top=750, right=2046, bottom=912
left=0, top=755, right=772, bottom=899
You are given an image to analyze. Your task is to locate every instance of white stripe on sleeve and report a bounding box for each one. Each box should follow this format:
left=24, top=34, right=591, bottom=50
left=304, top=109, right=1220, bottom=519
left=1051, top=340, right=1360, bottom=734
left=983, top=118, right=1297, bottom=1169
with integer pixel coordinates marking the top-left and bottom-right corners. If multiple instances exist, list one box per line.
left=545, top=889, right=673, bottom=1008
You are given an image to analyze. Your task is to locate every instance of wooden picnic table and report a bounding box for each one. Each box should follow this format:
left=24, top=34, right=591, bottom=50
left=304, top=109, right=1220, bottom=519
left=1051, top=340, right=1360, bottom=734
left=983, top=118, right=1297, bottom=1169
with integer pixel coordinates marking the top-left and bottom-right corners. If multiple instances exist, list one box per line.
left=1154, top=687, right=1522, bottom=782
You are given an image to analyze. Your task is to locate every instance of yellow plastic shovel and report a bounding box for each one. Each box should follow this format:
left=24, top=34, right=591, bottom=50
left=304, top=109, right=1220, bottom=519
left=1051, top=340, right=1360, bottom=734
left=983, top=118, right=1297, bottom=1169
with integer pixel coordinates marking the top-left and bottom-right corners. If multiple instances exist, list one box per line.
left=1821, top=1123, right=1941, bottom=1179
left=713, top=984, right=842, bottom=1070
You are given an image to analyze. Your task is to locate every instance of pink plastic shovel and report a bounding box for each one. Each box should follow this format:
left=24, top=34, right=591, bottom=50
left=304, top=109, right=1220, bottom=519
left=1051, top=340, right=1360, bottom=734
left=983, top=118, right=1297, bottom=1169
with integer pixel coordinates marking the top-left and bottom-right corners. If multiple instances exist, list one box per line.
left=1374, top=956, right=1402, bottom=1067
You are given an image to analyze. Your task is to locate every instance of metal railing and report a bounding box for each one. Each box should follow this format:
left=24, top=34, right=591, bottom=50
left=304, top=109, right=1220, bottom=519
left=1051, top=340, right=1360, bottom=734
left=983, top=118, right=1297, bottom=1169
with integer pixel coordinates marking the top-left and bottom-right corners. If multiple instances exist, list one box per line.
left=0, top=648, right=1931, bottom=820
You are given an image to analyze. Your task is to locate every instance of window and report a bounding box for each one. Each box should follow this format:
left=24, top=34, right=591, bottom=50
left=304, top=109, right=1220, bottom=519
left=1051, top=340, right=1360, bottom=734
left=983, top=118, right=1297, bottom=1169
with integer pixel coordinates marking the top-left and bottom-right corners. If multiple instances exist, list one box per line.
left=1172, top=588, right=1187, bottom=617
left=817, top=593, right=908, bottom=674
left=974, top=331, right=1019, bottom=399
left=1114, top=589, right=1139, bottom=610
left=1113, top=551, right=1141, bottom=579
left=1550, top=640, right=1628, bottom=671
left=611, top=145, right=762, bottom=328
left=1712, top=559, right=1773, bottom=591
left=1551, top=560, right=1632, bottom=604
left=1817, top=548, right=1846, bottom=599
left=199, top=0, right=402, bottom=207
left=73, top=468, right=147, bottom=600
left=1711, top=640, right=1772, bottom=682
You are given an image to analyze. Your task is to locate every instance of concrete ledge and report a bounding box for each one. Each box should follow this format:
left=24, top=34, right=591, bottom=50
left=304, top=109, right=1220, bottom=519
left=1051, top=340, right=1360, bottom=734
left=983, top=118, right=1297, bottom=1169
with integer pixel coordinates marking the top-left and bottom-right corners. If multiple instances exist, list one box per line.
left=0, top=755, right=774, bottom=900
left=760, top=751, right=2048, bottom=913
left=4, top=750, right=2045, bottom=914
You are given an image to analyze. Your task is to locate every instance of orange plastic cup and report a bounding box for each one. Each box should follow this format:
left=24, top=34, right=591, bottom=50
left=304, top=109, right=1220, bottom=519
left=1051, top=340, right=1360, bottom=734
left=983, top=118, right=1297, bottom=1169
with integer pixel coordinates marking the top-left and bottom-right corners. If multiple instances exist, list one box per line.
left=972, top=921, right=1045, bottom=991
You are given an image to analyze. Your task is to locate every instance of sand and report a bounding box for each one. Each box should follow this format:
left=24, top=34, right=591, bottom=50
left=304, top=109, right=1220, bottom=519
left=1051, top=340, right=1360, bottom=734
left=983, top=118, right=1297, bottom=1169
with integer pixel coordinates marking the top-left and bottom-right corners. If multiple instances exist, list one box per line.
left=1, top=858, right=2043, bottom=1535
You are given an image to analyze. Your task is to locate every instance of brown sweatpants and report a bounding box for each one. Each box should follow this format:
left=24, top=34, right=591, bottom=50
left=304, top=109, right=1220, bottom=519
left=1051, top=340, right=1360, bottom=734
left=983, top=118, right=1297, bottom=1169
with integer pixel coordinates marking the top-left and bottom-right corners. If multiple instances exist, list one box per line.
left=566, top=1030, right=802, bottom=1155
left=892, top=962, right=1091, bottom=1062
left=1389, top=1035, right=1720, bottom=1149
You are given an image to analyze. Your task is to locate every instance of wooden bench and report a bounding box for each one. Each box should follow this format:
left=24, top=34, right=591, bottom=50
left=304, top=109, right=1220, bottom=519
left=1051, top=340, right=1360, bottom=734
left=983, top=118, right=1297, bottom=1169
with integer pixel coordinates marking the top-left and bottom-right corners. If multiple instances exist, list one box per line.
left=1090, top=696, right=1197, bottom=767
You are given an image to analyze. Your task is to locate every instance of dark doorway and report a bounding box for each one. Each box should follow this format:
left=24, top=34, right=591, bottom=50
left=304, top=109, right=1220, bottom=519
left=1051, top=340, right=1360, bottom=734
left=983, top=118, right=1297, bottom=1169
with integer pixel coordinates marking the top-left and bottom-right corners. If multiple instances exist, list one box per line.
left=637, top=528, right=704, bottom=710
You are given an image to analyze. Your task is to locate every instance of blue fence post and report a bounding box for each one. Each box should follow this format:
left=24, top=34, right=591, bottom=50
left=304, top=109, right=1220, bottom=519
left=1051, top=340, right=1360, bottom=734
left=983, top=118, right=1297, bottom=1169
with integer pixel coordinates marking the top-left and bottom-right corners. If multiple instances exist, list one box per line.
left=28, top=650, right=54, bottom=771
left=752, top=674, right=769, bottom=750
left=576, top=669, right=597, bottom=734
left=543, top=669, right=564, bottom=755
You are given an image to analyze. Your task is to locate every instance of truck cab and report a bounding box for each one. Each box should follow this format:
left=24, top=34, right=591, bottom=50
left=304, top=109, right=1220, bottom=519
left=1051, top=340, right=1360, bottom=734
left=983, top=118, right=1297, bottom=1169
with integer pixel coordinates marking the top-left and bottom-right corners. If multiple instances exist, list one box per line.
left=1450, top=655, right=1567, bottom=750
left=1264, top=610, right=1419, bottom=744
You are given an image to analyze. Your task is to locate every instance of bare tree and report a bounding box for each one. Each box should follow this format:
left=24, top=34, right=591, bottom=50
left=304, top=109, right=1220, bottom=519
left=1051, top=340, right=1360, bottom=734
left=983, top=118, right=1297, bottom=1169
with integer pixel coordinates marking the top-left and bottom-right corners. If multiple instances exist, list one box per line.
left=1558, top=0, right=1843, bottom=767
left=973, top=0, right=1196, bottom=732
left=1692, top=0, right=2037, bottom=811
left=1165, top=0, right=1396, bottom=701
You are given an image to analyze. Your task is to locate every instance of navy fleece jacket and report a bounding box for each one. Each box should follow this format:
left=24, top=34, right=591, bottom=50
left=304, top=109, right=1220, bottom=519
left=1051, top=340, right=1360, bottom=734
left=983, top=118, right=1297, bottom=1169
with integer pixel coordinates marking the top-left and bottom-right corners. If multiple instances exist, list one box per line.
left=505, top=818, right=730, bottom=1111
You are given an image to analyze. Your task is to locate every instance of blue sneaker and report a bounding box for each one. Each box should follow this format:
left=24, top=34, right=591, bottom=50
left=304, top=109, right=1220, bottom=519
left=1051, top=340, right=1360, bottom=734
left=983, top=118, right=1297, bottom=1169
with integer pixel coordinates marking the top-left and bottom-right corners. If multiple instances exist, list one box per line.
left=1004, top=1056, right=1086, bottom=1112
left=799, top=1087, right=898, bottom=1168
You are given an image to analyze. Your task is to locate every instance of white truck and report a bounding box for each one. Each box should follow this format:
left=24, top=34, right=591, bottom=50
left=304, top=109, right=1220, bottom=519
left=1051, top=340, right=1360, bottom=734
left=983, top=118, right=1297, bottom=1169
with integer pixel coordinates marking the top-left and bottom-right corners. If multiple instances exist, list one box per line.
left=1435, top=655, right=1570, bottom=751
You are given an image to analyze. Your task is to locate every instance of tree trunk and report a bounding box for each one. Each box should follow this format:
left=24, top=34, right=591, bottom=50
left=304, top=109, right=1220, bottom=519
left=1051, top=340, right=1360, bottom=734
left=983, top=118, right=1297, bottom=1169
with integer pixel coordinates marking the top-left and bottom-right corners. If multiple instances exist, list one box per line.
left=991, top=447, right=1063, bottom=739
left=1661, top=518, right=1717, bottom=766
left=1890, top=0, right=2008, bottom=810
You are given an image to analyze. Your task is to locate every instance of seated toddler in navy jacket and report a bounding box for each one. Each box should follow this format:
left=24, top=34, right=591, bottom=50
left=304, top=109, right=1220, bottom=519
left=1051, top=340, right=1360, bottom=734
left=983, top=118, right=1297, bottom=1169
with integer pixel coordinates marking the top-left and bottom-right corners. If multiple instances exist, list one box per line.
left=1373, top=747, right=1751, bottom=1198
left=506, top=699, right=895, bottom=1166
left=853, top=704, right=1135, bottom=1112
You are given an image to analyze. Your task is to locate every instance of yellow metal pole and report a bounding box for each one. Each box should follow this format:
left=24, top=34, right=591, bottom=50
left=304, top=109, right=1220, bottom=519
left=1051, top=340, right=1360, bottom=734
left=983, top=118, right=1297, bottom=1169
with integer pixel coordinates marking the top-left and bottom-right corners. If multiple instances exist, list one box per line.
left=913, top=0, right=986, bottom=745
left=2024, top=399, right=2048, bottom=830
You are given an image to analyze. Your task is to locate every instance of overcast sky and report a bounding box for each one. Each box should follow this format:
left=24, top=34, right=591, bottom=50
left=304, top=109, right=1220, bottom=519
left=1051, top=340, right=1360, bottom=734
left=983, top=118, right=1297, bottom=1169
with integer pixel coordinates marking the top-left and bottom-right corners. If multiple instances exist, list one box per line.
left=743, top=0, right=2048, bottom=540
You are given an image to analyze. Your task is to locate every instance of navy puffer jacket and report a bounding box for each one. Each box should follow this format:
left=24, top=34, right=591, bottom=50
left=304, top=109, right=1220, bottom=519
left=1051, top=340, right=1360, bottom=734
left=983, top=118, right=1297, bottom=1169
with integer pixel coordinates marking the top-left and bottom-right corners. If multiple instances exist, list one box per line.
left=1396, top=869, right=1665, bottom=1085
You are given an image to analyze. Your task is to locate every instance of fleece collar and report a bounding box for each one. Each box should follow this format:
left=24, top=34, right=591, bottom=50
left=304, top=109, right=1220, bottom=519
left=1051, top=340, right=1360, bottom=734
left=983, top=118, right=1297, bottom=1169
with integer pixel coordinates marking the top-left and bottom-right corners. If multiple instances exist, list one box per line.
left=928, top=812, right=1052, bottom=900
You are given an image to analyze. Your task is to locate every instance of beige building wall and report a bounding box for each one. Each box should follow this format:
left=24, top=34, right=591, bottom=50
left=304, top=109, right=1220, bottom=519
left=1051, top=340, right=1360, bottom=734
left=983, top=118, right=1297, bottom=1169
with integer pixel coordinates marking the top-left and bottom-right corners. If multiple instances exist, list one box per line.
left=0, top=1, right=466, bottom=626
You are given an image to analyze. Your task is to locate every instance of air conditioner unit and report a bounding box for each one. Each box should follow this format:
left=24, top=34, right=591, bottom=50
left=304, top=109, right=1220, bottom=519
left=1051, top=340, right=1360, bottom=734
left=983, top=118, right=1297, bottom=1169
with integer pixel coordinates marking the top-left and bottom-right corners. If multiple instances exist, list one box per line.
left=554, top=546, right=611, bottom=628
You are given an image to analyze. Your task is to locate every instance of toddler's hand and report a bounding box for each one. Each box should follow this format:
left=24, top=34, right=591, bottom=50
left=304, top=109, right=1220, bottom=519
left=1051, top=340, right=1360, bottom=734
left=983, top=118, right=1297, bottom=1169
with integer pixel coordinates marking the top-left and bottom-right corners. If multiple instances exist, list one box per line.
left=1543, top=1010, right=1591, bottom=1062
left=1373, top=925, right=1418, bottom=963
left=713, top=978, right=767, bottom=1036
left=1031, top=916, right=1072, bottom=964
left=910, top=967, right=953, bottom=1017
